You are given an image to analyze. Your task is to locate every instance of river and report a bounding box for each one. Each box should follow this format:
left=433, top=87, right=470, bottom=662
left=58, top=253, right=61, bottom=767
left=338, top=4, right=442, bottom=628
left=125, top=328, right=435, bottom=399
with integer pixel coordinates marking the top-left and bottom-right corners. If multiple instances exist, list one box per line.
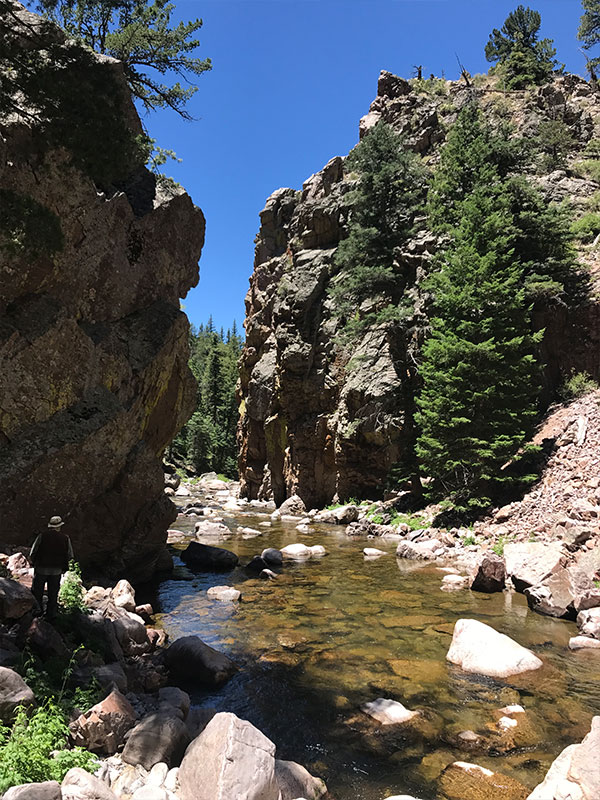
left=155, top=501, right=600, bottom=800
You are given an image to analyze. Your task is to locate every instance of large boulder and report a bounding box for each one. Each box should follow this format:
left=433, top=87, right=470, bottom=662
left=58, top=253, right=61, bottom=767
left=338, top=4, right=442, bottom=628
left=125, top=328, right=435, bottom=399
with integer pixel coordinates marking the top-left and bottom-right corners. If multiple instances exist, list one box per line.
left=527, top=716, right=600, bottom=800
left=316, top=504, right=359, bottom=525
left=439, top=761, right=529, bottom=800
left=111, top=579, right=136, bottom=612
left=181, top=541, right=239, bottom=571
left=0, top=578, right=36, bottom=619
left=165, top=636, right=237, bottom=687
left=281, top=543, right=312, bottom=560
left=194, top=521, right=232, bottom=538
left=275, top=759, right=328, bottom=800
left=471, top=553, right=506, bottom=593
left=503, top=542, right=563, bottom=592
left=524, top=563, right=598, bottom=619
left=446, top=619, right=543, bottom=678
left=110, top=607, right=150, bottom=656
left=3, top=782, right=62, bottom=800
left=26, top=618, right=70, bottom=660
left=577, top=606, right=600, bottom=639
left=122, top=712, right=190, bottom=770
left=178, top=712, right=280, bottom=800
left=61, top=768, right=118, bottom=800
left=396, top=539, right=445, bottom=560
left=279, top=495, right=306, bottom=516
left=0, top=666, right=35, bottom=723
left=69, top=689, right=137, bottom=754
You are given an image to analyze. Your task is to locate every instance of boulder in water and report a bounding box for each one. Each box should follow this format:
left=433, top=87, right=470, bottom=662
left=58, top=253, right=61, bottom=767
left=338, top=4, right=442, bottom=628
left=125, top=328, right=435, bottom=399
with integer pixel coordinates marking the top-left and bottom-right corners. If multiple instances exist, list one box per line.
left=446, top=619, right=543, bottom=678
left=165, top=635, right=237, bottom=687
left=181, top=541, right=238, bottom=571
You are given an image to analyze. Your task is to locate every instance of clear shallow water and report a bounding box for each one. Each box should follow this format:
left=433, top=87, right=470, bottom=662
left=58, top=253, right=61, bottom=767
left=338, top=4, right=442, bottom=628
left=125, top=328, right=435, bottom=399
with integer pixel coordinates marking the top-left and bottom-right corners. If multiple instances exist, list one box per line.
left=156, top=508, right=600, bottom=800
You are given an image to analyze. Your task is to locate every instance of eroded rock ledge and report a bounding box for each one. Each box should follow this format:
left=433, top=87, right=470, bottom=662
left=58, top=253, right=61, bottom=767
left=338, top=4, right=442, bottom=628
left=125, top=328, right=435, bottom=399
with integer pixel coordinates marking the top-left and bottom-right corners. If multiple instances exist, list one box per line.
left=0, top=4, right=204, bottom=582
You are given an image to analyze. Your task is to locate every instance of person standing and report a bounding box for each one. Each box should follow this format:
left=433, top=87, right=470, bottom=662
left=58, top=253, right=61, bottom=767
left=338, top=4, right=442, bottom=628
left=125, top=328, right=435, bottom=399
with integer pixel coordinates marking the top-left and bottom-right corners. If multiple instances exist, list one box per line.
left=30, top=515, right=74, bottom=620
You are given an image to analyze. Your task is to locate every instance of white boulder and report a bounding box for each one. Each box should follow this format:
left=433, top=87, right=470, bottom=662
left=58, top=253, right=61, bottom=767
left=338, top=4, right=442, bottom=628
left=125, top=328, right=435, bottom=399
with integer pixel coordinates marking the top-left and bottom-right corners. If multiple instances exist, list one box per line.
left=361, top=698, right=419, bottom=725
left=446, top=618, right=543, bottom=678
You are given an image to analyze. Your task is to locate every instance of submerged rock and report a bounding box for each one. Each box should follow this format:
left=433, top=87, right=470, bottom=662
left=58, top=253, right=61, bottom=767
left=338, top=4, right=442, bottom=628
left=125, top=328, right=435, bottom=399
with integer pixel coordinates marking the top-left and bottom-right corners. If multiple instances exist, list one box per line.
left=439, top=761, right=529, bottom=800
left=361, top=698, right=419, bottom=725
left=206, top=585, right=241, bottom=602
left=446, top=619, right=543, bottom=678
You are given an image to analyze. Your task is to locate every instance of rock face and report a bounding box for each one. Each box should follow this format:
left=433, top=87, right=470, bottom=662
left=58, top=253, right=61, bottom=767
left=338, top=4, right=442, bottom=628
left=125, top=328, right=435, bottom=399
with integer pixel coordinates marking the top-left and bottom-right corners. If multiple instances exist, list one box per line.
left=178, top=712, right=281, bottom=800
left=0, top=4, right=204, bottom=582
left=527, top=716, right=600, bottom=800
left=238, top=70, right=600, bottom=508
left=446, top=619, right=543, bottom=678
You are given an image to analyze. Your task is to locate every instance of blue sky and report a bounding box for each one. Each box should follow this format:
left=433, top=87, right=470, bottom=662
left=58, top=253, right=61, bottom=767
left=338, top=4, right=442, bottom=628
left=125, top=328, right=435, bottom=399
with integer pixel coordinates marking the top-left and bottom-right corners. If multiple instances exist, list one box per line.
left=144, top=1, right=588, bottom=333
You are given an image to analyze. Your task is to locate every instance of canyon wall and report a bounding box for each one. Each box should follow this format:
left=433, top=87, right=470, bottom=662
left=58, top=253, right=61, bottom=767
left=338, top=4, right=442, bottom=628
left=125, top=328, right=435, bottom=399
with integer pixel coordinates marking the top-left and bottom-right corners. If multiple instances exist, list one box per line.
left=238, top=70, right=600, bottom=509
left=0, top=4, right=204, bottom=581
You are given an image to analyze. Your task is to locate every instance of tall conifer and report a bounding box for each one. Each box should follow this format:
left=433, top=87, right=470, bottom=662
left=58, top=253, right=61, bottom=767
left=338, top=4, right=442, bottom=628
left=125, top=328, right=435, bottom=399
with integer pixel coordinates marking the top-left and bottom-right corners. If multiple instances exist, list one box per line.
left=416, top=105, right=541, bottom=510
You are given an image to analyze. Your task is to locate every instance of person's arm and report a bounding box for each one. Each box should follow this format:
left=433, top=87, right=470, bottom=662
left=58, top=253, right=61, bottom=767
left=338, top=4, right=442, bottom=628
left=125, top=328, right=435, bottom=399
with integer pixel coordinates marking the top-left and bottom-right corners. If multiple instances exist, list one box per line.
left=29, top=535, right=41, bottom=565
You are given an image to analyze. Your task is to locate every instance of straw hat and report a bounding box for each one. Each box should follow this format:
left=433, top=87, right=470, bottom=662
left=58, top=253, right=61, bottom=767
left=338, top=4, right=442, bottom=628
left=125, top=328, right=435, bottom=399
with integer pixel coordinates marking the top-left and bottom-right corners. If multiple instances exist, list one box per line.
left=48, top=516, right=64, bottom=528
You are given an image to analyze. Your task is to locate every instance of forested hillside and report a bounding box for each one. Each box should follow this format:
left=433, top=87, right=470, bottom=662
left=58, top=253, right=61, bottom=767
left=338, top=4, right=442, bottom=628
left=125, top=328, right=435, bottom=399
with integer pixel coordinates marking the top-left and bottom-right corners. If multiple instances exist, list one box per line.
left=169, top=320, right=243, bottom=478
left=238, top=5, right=600, bottom=516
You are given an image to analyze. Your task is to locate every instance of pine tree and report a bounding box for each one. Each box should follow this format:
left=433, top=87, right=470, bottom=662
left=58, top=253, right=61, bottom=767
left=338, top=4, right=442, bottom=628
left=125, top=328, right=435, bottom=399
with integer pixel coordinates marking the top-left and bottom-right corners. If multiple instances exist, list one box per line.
left=579, top=0, right=600, bottom=74
left=416, top=105, right=543, bottom=511
left=32, top=0, right=211, bottom=118
left=329, top=122, right=427, bottom=339
left=485, top=5, right=559, bottom=88
left=171, top=320, right=243, bottom=477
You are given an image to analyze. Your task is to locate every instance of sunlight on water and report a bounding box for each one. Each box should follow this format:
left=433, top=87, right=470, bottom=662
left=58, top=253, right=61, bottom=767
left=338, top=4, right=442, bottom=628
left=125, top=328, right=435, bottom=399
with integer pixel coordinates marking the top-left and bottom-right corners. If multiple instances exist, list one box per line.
left=156, top=509, right=600, bottom=800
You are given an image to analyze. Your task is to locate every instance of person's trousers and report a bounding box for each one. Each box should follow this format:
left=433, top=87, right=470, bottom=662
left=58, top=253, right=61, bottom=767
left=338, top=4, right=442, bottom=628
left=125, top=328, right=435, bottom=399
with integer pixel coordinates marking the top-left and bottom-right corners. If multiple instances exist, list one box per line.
left=32, top=572, right=61, bottom=619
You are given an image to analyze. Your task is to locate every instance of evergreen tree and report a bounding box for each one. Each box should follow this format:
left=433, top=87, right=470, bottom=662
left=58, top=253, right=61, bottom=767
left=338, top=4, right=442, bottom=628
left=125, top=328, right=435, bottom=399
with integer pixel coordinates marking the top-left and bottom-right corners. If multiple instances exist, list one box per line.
left=485, top=5, right=559, bottom=88
left=329, top=122, right=427, bottom=339
left=171, top=320, right=242, bottom=477
left=579, top=0, right=600, bottom=74
left=416, top=105, right=544, bottom=511
left=31, top=0, right=211, bottom=118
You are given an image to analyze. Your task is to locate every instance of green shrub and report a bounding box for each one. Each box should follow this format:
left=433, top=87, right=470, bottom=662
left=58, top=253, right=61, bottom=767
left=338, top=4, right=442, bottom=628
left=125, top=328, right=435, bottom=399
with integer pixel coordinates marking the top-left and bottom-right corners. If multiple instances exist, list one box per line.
left=560, top=371, right=598, bottom=400
left=491, top=536, right=506, bottom=556
left=366, top=511, right=384, bottom=525
left=389, top=511, right=425, bottom=531
left=0, top=702, right=97, bottom=793
left=462, top=534, right=477, bottom=547
left=411, top=76, right=449, bottom=96
left=58, top=561, right=86, bottom=614
left=571, top=212, right=600, bottom=243
left=572, top=159, right=600, bottom=183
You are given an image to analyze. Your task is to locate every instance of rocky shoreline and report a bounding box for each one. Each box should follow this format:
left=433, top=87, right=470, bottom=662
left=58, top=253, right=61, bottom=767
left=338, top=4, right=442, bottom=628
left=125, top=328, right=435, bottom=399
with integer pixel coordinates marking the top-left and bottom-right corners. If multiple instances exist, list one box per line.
left=0, top=544, right=329, bottom=800
left=1, top=454, right=599, bottom=800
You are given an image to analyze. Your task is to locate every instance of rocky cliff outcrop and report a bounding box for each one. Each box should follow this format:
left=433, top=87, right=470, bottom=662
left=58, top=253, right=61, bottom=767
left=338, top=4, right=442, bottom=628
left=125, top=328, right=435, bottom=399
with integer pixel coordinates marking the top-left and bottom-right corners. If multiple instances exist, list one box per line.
left=238, top=70, right=600, bottom=508
left=0, top=4, right=204, bottom=581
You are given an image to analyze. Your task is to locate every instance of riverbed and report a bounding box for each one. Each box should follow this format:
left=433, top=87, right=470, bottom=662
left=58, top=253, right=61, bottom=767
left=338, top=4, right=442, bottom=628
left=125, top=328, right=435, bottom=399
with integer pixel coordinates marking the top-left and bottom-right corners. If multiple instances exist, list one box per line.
left=156, top=505, right=600, bottom=800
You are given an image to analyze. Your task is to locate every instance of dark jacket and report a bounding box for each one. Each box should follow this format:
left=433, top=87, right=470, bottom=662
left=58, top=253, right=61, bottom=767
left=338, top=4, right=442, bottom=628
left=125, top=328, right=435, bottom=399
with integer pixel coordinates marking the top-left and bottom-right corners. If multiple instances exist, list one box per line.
left=30, top=528, right=71, bottom=573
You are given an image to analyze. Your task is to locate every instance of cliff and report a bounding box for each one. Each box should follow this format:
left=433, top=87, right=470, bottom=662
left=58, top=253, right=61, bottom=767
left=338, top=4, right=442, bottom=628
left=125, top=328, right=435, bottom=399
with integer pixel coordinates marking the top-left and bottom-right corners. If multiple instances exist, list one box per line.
left=238, top=70, right=600, bottom=509
left=0, top=4, right=204, bottom=581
